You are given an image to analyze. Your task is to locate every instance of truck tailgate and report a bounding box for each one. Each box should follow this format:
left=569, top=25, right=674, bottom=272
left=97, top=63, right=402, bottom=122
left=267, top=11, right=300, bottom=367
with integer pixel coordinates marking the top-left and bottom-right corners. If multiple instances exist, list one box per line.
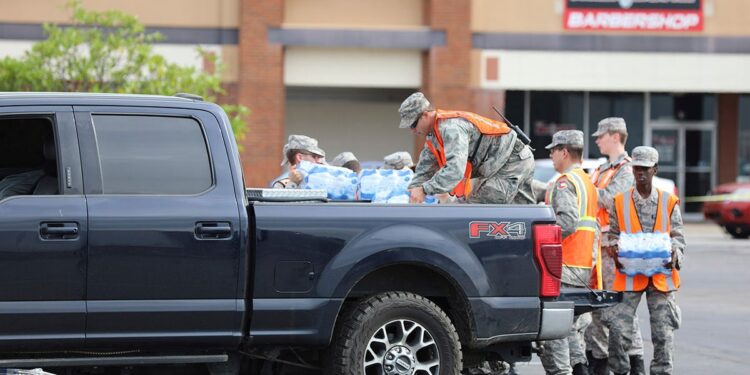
left=558, top=288, right=622, bottom=315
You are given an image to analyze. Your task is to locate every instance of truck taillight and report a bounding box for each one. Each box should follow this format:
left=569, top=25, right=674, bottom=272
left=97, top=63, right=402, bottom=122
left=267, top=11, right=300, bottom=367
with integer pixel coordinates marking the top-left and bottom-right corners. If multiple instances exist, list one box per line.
left=533, top=224, right=562, bottom=297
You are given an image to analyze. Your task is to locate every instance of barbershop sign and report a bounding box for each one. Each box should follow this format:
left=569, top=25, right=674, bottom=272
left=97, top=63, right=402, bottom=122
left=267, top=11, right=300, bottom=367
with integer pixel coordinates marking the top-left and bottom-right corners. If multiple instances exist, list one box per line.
left=564, top=0, right=703, bottom=32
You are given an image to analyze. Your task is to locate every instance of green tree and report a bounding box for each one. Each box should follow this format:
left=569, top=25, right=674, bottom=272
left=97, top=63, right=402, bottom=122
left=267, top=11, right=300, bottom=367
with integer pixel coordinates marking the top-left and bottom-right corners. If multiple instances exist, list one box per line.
left=0, top=0, right=248, bottom=145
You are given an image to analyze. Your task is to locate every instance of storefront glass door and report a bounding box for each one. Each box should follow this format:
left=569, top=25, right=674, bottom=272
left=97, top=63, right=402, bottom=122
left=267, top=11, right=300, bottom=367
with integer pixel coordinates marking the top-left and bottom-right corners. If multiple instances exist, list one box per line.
left=650, top=121, right=715, bottom=215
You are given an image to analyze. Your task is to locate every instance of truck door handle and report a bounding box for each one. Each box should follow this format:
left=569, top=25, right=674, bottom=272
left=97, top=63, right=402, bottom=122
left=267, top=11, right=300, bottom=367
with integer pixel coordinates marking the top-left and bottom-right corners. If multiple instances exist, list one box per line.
left=40, top=222, right=79, bottom=239
left=195, top=222, right=232, bottom=239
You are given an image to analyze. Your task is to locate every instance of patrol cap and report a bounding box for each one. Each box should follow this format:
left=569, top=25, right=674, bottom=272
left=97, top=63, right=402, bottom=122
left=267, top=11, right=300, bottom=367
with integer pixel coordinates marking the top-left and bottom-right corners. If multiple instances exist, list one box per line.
left=383, top=151, right=414, bottom=170
left=631, top=146, right=659, bottom=167
left=545, top=130, right=585, bottom=150
left=280, top=134, right=326, bottom=166
left=398, top=92, right=431, bottom=129
left=330, top=152, right=358, bottom=167
left=592, top=117, right=628, bottom=137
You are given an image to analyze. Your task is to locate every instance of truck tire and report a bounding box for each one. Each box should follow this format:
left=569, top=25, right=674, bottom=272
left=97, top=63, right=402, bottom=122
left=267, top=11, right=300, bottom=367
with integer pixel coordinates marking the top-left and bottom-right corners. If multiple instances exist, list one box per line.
left=327, top=291, right=462, bottom=375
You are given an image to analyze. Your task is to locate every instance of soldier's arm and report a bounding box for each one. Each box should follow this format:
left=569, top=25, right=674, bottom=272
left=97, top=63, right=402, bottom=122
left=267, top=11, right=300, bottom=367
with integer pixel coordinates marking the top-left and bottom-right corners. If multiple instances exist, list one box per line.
left=272, top=179, right=291, bottom=189
left=670, top=203, right=686, bottom=268
left=408, top=145, right=439, bottom=189
left=608, top=200, right=621, bottom=246
left=597, top=165, right=634, bottom=212
left=422, top=120, right=470, bottom=195
left=551, top=177, right=579, bottom=240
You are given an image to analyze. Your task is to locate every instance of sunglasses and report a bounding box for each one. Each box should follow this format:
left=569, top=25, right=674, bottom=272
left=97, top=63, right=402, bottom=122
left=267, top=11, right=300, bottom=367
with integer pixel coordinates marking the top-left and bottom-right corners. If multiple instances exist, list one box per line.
left=410, top=118, right=419, bottom=129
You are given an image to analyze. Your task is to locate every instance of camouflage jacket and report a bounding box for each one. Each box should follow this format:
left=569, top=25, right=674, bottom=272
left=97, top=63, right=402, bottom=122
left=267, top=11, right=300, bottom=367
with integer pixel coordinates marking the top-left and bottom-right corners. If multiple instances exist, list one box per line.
left=595, top=152, right=634, bottom=245
left=550, top=164, right=600, bottom=287
left=409, top=117, right=518, bottom=195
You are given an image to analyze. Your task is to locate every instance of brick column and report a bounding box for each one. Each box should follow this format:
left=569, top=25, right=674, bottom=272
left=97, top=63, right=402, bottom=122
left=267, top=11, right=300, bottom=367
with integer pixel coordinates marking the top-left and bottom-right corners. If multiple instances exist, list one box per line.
left=423, top=0, right=471, bottom=109
left=238, top=0, right=284, bottom=187
left=416, top=0, right=473, bottom=155
left=717, top=94, right=739, bottom=184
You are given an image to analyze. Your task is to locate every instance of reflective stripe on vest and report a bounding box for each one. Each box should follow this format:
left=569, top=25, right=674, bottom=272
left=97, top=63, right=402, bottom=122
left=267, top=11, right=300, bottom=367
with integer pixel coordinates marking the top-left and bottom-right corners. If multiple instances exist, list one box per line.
left=549, top=168, right=599, bottom=274
left=426, top=110, right=512, bottom=198
left=613, top=188, right=680, bottom=292
left=590, top=157, right=631, bottom=232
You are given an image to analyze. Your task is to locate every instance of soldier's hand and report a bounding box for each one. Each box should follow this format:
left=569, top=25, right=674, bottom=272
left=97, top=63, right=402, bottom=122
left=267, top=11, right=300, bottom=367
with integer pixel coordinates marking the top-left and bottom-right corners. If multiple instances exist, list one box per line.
left=288, top=168, right=304, bottom=185
left=604, top=245, right=618, bottom=258
left=409, top=187, right=426, bottom=204
left=665, top=249, right=678, bottom=270
left=435, top=193, right=452, bottom=204
left=613, top=249, right=624, bottom=271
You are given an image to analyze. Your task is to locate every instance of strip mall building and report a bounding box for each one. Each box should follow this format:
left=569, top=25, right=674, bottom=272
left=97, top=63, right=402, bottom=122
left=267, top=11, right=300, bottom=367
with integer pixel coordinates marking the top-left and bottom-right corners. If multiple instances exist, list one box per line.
left=3, top=0, right=749, bottom=216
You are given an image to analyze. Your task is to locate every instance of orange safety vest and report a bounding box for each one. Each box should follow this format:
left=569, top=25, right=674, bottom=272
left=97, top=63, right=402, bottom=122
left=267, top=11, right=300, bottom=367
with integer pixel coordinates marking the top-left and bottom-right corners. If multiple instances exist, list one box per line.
left=546, top=168, right=602, bottom=288
left=426, top=110, right=512, bottom=198
left=590, top=156, right=631, bottom=232
left=612, top=188, right=681, bottom=292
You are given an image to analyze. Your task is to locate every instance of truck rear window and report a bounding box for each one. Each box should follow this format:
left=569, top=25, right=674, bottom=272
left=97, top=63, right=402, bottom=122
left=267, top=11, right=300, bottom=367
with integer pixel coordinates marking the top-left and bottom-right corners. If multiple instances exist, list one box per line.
left=92, top=114, right=212, bottom=195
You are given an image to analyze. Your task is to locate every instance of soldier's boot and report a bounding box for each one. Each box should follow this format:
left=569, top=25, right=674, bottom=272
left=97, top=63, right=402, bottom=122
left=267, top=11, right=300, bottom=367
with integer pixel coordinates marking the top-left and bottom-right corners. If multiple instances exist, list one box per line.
left=573, top=363, right=590, bottom=375
left=628, top=355, right=645, bottom=375
left=588, top=356, right=609, bottom=375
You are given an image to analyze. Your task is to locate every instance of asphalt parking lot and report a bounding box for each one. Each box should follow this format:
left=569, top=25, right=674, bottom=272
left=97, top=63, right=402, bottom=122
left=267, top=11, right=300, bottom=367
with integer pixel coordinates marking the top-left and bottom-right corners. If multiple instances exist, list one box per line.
left=515, top=223, right=750, bottom=374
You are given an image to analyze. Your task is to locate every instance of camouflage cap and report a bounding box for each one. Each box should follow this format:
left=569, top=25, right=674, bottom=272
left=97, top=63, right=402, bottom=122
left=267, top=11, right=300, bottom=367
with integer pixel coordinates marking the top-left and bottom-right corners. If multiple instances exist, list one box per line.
left=592, top=117, right=628, bottom=137
left=545, top=130, right=585, bottom=150
left=398, top=92, right=430, bottom=129
left=631, top=146, right=659, bottom=167
left=383, top=151, right=414, bottom=170
left=330, top=151, right=358, bottom=167
left=280, top=134, right=326, bottom=166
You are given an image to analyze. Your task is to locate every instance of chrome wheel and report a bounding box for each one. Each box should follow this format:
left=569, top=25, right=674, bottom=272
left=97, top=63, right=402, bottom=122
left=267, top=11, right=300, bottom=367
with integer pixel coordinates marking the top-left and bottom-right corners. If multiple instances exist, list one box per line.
left=364, top=319, right=440, bottom=375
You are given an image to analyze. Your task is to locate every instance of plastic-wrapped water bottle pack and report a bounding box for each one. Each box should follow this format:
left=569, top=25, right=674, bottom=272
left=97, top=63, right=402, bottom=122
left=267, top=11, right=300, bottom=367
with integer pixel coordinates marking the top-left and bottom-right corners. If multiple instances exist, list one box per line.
left=296, top=162, right=440, bottom=203
left=297, top=161, right=358, bottom=200
left=617, top=232, right=673, bottom=277
left=358, top=168, right=414, bottom=203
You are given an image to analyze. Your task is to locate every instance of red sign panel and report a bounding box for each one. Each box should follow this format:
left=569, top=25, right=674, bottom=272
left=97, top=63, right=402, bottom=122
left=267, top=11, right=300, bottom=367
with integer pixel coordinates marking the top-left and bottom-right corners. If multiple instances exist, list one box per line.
left=564, top=0, right=703, bottom=32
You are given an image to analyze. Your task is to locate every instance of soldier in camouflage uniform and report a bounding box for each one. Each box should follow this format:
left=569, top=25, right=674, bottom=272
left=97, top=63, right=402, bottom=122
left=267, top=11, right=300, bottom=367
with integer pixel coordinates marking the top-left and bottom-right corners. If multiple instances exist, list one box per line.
left=585, top=118, right=646, bottom=375
left=603, top=146, right=685, bottom=375
left=397, top=92, right=535, bottom=204
left=331, top=151, right=361, bottom=173
left=539, top=130, right=599, bottom=375
left=271, top=135, right=326, bottom=189
left=383, top=151, right=415, bottom=170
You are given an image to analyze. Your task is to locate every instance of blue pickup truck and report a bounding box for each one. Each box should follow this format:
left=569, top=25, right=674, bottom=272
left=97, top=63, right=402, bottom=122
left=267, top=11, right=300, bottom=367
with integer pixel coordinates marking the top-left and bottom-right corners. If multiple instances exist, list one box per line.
left=0, top=93, right=616, bottom=374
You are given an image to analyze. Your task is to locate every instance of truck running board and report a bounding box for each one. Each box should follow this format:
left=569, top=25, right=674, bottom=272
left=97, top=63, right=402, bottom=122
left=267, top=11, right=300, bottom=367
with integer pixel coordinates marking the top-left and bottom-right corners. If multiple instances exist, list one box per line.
left=0, top=354, right=228, bottom=367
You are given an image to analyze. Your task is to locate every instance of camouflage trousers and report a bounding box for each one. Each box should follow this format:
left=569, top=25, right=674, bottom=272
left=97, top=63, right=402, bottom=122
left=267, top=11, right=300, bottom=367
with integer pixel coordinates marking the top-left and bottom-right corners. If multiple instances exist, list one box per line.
left=538, top=280, right=592, bottom=375
left=467, top=145, right=535, bottom=204
left=584, top=250, right=645, bottom=359
left=603, top=285, right=681, bottom=375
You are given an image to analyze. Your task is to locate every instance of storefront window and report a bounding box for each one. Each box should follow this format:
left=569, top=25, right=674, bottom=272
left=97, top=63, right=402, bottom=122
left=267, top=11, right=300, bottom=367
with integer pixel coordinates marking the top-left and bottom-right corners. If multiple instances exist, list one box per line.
left=650, top=93, right=715, bottom=121
left=738, top=95, right=750, bottom=181
left=529, top=91, right=584, bottom=159
left=588, top=93, right=644, bottom=159
left=504, top=91, right=525, bottom=131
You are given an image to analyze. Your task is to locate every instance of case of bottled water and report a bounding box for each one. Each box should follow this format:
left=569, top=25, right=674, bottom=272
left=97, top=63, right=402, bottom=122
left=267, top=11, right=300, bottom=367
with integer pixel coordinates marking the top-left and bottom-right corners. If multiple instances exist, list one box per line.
left=297, top=161, right=358, bottom=200
left=358, top=168, right=413, bottom=203
left=617, top=232, right=673, bottom=277
left=357, top=169, right=439, bottom=204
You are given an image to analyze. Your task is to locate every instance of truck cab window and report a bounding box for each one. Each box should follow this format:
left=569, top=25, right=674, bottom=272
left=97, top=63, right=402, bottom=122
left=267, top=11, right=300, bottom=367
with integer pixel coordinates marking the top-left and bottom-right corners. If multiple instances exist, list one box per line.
left=92, top=115, right=212, bottom=195
left=0, top=117, right=58, bottom=200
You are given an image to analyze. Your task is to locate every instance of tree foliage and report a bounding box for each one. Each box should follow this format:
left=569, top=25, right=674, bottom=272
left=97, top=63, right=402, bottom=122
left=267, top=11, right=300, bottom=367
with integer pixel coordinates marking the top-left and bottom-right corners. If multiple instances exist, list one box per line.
left=0, top=0, right=248, bottom=144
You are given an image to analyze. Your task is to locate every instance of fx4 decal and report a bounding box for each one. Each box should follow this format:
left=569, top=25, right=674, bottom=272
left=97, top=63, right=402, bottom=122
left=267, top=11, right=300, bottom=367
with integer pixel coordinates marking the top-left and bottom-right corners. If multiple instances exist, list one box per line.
left=469, top=221, right=527, bottom=240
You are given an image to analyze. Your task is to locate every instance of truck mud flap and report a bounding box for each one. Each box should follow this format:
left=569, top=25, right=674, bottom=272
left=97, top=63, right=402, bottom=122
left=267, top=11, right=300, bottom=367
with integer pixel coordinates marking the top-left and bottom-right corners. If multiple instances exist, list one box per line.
left=558, top=288, right=622, bottom=315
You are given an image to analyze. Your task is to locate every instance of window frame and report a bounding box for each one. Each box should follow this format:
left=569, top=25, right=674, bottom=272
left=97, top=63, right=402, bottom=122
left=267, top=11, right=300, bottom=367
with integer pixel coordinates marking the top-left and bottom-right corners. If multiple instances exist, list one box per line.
left=0, top=108, right=83, bottom=200
left=74, top=108, right=217, bottom=196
